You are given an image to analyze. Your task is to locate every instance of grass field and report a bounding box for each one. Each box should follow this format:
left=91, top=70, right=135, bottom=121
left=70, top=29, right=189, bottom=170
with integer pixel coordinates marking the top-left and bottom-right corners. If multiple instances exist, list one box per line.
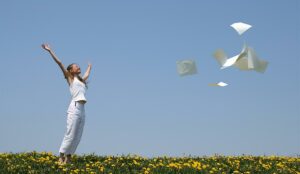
left=0, top=151, right=299, bottom=174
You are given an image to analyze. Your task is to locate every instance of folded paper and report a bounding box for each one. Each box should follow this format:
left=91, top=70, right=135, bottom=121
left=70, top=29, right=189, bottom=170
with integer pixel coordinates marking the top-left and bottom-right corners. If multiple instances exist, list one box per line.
left=176, top=59, right=197, bottom=76
left=213, top=49, right=240, bottom=69
left=234, top=46, right=268, bottom=73
left=213, top=44, right=268, bottom=73
left=230, top=22, right=252, bottom=35
left=209, top=82, right=228, bottom=87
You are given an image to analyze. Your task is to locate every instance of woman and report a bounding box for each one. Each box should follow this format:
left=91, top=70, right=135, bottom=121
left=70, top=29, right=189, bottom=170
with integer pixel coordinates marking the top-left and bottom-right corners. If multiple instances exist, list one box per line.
left=41, top=44, right=92, bottom=164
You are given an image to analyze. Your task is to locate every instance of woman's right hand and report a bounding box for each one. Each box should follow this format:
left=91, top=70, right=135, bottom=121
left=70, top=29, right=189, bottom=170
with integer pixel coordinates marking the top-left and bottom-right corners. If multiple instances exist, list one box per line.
left=41, top=43, right=51, bottom=51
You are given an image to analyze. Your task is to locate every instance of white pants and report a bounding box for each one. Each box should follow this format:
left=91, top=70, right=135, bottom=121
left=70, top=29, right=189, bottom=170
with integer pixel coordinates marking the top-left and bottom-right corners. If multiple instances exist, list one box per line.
left=59, top=100, right=85, bottom=155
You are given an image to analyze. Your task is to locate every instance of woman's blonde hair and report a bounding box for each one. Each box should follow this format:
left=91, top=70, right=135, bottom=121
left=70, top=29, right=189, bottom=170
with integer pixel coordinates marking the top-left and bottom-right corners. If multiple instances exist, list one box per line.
left=67, top=63, right=87, bottom=86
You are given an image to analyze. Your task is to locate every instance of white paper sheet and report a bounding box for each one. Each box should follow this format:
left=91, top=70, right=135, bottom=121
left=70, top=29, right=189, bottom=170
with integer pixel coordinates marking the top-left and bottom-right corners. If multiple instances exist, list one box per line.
left=234, top=46, right=269, bottom=73
left=209, top=81, right=228, bottom=87
left=214, top=44, right=268, bottom=73
left=176, top=59, right=197, bottom=76
left=213, top=49, right=242, bottom=69
left=230, top=22, right=252, bottom=35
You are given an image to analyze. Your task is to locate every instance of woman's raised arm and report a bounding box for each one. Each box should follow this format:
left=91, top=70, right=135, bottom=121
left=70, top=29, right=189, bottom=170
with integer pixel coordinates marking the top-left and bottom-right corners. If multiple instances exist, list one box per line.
left=82, top=62, right=92, bottom=81
left=41, top=43, right=70, bottom=79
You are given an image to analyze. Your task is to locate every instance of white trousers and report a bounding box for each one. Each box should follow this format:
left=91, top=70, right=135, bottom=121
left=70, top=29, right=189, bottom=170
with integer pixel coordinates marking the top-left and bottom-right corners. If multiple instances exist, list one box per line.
left=59, top=100, right=85, bottom=155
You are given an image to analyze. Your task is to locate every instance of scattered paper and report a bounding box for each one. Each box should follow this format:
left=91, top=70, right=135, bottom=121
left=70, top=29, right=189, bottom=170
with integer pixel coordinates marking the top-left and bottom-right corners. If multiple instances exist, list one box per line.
left=213, top=49, right=241, bottom=69
left=213, top=44, right=268, bottom=73
left=209, top=82, right=228, bottom=87
left=230, top=22, right=252, bottom=35
left=176, top=59, right=197, bottom=76
left=234, top=46, right=269, bottom=73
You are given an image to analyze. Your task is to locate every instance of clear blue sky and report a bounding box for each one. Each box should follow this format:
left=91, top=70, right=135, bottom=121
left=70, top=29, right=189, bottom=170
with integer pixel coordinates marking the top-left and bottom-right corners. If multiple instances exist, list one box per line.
left=0, top=0, right=299, bottom=157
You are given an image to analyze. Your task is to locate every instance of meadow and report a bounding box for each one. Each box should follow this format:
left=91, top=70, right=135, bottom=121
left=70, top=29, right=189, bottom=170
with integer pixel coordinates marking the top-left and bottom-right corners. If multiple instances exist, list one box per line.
left=0, top=151, right=299, bottom=174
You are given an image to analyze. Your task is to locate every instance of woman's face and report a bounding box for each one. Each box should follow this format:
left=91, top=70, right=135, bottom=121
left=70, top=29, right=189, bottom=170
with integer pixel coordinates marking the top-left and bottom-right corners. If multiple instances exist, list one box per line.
left=70, top=64, right=81, bottom=74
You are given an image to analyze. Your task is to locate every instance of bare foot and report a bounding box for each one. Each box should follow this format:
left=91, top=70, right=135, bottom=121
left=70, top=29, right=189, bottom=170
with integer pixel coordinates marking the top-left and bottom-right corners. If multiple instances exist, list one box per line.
left=58, top=157, right=65, bottom=165
left=64, top=155, right=71, bottom=164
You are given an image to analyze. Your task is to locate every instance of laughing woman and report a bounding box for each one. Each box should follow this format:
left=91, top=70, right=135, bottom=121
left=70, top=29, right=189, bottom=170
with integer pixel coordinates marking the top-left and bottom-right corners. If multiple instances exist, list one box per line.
left=41, top=44, right=92, bottom=164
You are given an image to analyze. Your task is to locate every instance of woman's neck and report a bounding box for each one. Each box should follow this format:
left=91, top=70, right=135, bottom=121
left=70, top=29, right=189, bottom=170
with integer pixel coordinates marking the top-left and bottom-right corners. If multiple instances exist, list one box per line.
left=71, top=74, right=79, bottom=79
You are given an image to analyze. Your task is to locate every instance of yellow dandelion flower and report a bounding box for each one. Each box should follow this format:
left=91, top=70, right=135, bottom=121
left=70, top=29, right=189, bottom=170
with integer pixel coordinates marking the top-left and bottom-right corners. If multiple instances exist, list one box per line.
left=99, top=166, right=104, bottom=172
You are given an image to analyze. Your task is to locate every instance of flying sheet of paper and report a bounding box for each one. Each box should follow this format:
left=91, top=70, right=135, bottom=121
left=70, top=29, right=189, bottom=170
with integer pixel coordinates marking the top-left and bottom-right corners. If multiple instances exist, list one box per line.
left=213, top=49, right=242, bottom=69
left=234, top=46, right=269, bottom=73
left=176, top=59, right=197, bottom=76
left=222, top=55, right=240, bottom=69
left=230, top=22, right=252, bottom=35
left=214, top=44, right=268, bottom=73
left=209, top=82, right=228, bottom=87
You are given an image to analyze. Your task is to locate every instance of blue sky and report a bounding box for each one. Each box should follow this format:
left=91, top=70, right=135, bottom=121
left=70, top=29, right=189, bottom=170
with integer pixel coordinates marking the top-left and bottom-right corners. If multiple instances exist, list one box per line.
left=0, top=0, right=299, bottom=157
